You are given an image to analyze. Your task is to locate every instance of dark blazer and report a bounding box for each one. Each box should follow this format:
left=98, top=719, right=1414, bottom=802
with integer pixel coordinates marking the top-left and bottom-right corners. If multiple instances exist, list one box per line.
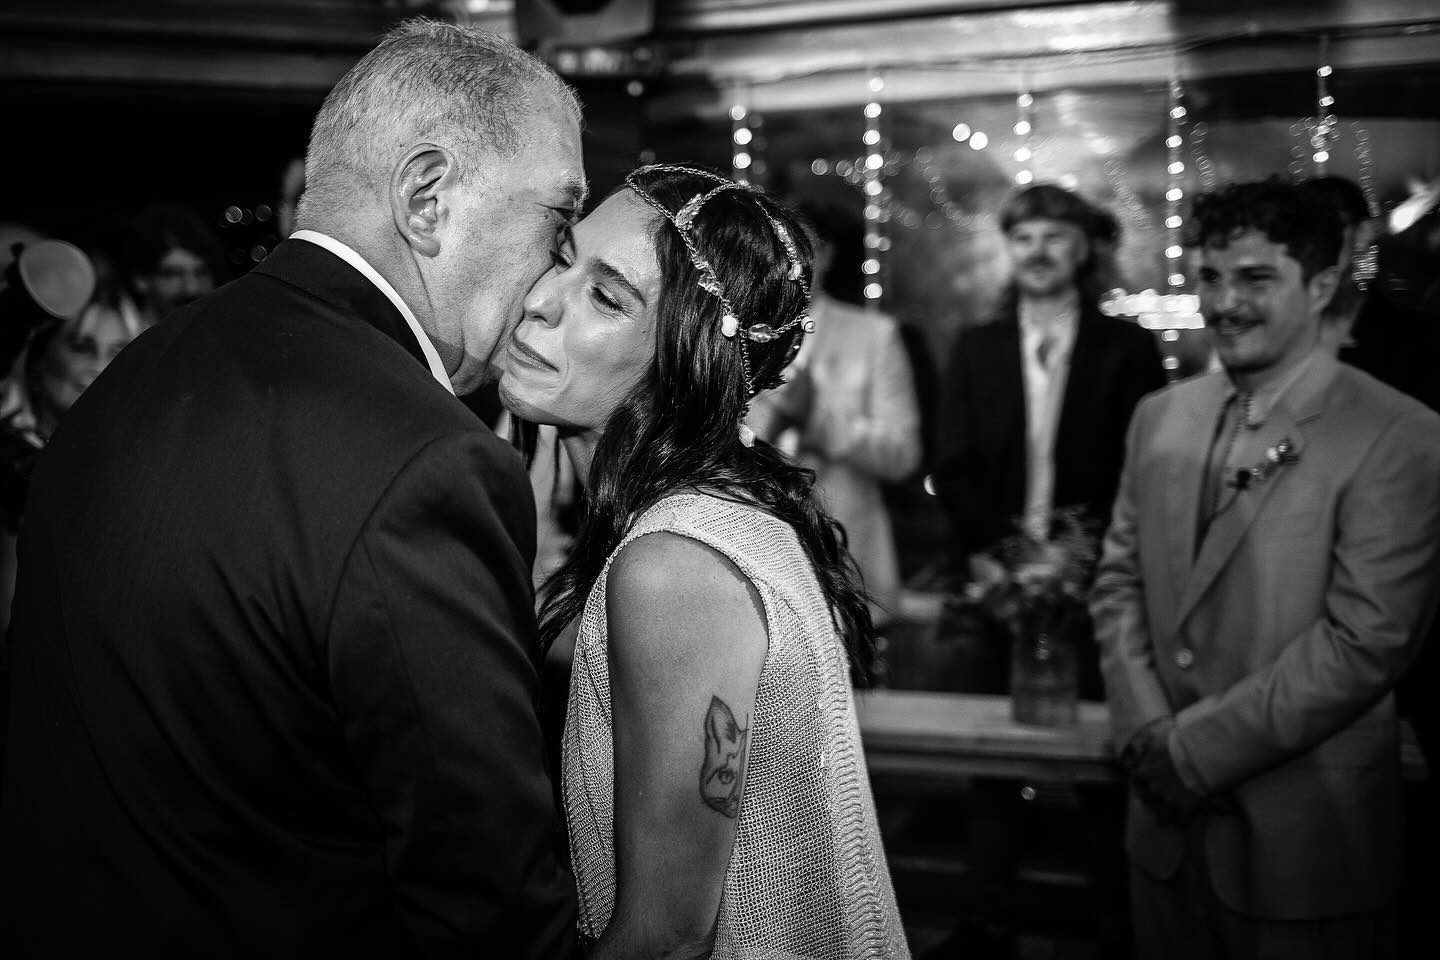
left=932, top=299, right=1166, bottom=561
left=0, top=240, right=577, bottom=958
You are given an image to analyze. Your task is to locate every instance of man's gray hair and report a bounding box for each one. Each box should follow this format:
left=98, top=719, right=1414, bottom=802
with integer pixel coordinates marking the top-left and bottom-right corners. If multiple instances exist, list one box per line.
left=300, top=18, right=580, bottom=215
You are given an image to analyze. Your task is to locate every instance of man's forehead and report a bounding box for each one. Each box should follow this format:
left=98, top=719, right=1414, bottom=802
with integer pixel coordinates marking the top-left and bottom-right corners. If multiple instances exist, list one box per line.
left=1201, top=230, right=1297, bottom=269
left=1007, top=217, right=1083, bottom=237
left=508, top=108, right=586, bottom=206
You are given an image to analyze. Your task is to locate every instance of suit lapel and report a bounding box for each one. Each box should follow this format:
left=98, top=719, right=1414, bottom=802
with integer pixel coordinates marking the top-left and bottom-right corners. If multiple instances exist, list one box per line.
left=1174, top=353, right=1338, bottom=627
left=1054, top=310, right=1115, bottom=496
left=1054, top=312, right=1099, bottom=457
left=989, top=314, right=1027, bottom=488
left=1165, top=374, right=1226, bottom=595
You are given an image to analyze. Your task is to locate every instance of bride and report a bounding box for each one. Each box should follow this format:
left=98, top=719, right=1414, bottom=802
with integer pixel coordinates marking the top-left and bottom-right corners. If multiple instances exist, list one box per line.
left=499, top=164, right=910, bottom=959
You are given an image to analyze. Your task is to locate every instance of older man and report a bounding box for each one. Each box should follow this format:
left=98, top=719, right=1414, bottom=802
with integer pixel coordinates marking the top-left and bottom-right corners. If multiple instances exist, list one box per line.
left=1092, top=179, right=1440, bottom=959
left=1, top=20, right=585, bottom=957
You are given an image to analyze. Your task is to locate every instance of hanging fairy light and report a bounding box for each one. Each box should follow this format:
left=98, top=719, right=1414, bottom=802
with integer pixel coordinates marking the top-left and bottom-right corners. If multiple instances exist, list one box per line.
left=1189, top=120, right=1219, bottom=193
left=1164, top=75, right=1189, bottom=290
left=1012, top=89, right=1036, bottom=185
left=1101, top=70, right=1202, bottom=342
left=730, top=96, right=752, bottom=183
left=862, top=72, right=886, bottom=303
left=1308, top=37, right=1340, bottom=173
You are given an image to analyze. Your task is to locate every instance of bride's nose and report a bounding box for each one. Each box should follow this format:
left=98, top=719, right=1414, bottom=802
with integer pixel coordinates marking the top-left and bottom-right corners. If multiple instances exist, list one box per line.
left=522, top=272, right=561, bottom=326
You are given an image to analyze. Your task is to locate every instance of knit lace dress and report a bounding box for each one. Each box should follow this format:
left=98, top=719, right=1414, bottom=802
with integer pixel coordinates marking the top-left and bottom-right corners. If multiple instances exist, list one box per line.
left=561, top=492, right=910, bottom=958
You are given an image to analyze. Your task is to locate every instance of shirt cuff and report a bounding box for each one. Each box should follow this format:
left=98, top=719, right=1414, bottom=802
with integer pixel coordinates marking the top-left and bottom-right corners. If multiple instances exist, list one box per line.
left=1166, top=726, right=1209, bottom=796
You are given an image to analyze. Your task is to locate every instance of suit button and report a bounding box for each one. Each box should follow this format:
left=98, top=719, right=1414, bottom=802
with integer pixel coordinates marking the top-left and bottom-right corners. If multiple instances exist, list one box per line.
left=1175, top=648, right=1195, bottom=669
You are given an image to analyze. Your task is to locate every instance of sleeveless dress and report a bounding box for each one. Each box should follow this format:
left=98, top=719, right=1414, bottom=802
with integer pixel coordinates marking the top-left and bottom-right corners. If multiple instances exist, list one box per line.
left=561, top=493, right=911, bottom=958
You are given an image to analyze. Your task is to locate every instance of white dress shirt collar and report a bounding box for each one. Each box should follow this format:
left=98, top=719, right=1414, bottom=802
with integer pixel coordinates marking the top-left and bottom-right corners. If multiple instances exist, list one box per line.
left=290, top=230, right=455, bottom=396
left=1018, top=295, right=1080, bottom=363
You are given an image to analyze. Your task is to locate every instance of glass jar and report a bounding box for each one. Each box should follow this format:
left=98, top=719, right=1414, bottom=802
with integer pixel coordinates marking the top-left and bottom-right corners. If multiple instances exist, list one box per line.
left=1009, top=606, right=1079, bottom=726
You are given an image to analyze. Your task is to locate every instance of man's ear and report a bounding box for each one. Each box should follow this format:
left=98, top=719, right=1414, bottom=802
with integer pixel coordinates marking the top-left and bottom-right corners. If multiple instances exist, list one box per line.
left=1307, top=263, right=1341, bottom=316
left=391, top=144, right=457, bottom=259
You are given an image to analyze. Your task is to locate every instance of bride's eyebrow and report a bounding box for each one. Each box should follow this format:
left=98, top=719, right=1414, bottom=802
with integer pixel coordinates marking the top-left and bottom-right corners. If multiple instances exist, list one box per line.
left=591, top=258, right=647, bottom=307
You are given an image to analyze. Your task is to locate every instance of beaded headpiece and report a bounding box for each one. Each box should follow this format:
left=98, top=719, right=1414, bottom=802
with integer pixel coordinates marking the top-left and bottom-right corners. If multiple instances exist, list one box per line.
left=623, top=164, right=815, bottom=432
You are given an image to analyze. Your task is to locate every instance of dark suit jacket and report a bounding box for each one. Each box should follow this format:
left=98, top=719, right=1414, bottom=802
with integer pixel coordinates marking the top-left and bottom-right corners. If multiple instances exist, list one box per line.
left=0, top=240, right=577, bottom=958
left=932, top=300, right=1166, bottom=560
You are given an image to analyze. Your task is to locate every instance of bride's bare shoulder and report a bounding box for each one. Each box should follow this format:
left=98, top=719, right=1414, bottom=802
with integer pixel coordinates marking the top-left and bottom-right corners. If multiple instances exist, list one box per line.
left=605, top=530, right=767, bottom=663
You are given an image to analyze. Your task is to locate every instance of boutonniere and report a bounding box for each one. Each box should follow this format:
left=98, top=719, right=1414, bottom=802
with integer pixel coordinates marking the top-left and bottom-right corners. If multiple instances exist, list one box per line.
left=1232, top=437, right=1300, bottom=490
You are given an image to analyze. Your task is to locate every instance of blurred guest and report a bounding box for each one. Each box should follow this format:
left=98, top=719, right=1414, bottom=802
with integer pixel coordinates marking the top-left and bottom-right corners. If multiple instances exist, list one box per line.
left=748, top=201, right=922, bottom=629
left=19, top=282, right=140, bottom=444
left=123, top=202, right=227, bottom=326
left=0, top=221, right=47, bottom=420
left=0, top=274, right=137, bottom=796
left=1, top=280, right=141, bottom=631
left=1092, top=179, right=1440, bottom=960
left=932, top=182, right=1165, bottom=698
left=1345, top=177, right=1440, bottom=411
left=1297, top=175, right=1376, bottom=354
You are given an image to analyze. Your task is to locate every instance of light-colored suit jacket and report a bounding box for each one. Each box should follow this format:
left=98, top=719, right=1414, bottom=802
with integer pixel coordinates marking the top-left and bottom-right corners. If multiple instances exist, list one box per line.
left=1091, top=351, right=1440, bottom=920
left=749, top=296, right=922, bottom=625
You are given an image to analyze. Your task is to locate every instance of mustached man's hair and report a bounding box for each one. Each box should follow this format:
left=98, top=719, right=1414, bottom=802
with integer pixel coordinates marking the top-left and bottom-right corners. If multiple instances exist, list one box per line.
left=299, top=18, right=580, bottom=220
left=1186, top=178, right=1343, bottom=280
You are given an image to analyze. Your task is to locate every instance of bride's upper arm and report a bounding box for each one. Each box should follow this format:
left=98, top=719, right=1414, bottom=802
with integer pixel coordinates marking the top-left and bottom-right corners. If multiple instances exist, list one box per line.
left=598, top=531, right=768, bottom=949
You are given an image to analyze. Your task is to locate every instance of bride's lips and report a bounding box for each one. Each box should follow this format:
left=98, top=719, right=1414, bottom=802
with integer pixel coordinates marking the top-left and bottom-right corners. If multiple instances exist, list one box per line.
left=507, top=336, right=557, bottom=372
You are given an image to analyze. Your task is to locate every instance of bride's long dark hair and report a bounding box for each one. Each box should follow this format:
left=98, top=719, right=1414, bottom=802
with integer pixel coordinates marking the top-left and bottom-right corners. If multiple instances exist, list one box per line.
left=535, top=165, right=876, bottom=686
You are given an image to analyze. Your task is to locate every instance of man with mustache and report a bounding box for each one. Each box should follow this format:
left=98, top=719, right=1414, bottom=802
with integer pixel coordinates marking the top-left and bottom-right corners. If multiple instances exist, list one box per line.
left=931, top=183, right=1164, bottom=958
left=1091, top=178, right=1440, bottom=959
left=934, top=183, right=1165, bottom=698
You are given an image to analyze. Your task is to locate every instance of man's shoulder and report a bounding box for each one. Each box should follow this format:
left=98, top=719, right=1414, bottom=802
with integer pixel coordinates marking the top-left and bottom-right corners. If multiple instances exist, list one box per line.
left=1324, top=363, right=1440, bottom=455
left=1333, top=362, right=1440, bottom=423
left=1132, top=369, right=1220, bottom=420
left=107, top=269, right=515, bottom=487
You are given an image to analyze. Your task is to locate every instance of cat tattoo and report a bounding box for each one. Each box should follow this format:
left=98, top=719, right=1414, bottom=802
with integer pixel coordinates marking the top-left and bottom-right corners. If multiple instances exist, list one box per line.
left=699, top=695, right=748, bottom=818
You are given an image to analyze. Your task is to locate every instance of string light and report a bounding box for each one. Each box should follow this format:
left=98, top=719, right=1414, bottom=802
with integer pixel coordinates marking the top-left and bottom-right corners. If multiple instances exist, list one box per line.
left=863, top=72, right=886, bottom=303
left=1308, top=36, right=1340, bottom=174
left=729, top=98, right=751, bottom=182
left=1353, top=124, right=1378, bottom=216
left=1190, top=121, right=1219, bottom=193
left=1013, top=87, right=1035, bottom=186
left=1098, top=68, right=1203, bottom=350
left=1102, top=156, right=1153, bottom=232
left=1164, top=75, right=1188, bottom=289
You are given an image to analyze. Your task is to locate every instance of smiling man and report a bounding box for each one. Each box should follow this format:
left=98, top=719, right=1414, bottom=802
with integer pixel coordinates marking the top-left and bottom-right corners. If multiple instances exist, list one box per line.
left=1, top=20, right=584, bottom=958
left=1091, top=178, right=1440, bottom=959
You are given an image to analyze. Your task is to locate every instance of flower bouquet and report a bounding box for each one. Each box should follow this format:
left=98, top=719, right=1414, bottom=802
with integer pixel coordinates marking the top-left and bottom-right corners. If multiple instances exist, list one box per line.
left=960, top=508, right=1100, bottom=726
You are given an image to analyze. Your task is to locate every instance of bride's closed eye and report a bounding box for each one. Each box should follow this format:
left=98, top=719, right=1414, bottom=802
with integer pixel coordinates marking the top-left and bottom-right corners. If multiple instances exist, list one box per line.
left=549, top=247, right=625, bottom=314
left=589, top=283, right=624, bottom=314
